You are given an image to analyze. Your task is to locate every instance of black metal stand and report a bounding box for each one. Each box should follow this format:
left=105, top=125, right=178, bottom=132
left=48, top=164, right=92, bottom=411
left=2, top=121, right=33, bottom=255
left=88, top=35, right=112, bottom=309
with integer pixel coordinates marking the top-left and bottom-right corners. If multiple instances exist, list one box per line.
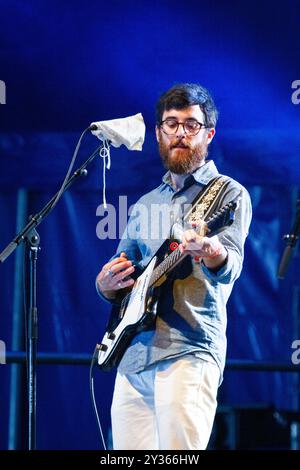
left=277, top=197, right=300, bottom=449
left=26, top=227, right=40, bottom=450
left=0, top=144, right=101, bottom=449
left=277, top=199, right=300, bottom=279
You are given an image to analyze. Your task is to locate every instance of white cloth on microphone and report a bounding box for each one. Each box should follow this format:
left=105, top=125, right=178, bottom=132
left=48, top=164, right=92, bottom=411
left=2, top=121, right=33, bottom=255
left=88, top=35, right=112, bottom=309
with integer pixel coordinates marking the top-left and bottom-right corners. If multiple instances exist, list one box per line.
left=90, top=113, right=145, bottom=209
left=90, top=113, right=145, bottom=150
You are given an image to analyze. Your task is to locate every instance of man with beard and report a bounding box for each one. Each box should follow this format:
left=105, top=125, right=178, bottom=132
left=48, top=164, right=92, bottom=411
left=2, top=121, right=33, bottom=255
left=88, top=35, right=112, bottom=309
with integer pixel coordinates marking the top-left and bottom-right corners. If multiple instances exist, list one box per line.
left=96, top=83, right=252, bottom=450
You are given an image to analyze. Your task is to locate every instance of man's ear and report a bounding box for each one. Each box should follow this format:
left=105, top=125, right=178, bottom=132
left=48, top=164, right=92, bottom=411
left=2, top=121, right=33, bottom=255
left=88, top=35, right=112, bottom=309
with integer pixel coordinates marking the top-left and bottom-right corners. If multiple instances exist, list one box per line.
left=207, top=128, right=215, bottom=144
left=155, top=125, right=160, bottom=143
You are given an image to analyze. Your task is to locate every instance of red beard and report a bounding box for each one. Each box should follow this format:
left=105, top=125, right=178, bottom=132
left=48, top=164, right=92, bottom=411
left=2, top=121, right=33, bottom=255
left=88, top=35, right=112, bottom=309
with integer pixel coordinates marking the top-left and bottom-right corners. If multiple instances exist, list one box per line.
left=159, top=137, right=208, bottom=174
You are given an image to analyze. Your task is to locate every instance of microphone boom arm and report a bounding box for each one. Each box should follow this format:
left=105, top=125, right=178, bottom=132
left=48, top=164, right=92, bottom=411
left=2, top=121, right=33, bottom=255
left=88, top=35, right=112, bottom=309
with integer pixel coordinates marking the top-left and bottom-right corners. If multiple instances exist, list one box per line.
left=0, top=145, right=101, bottom=263
left=277, top=199, right=300, bottom=279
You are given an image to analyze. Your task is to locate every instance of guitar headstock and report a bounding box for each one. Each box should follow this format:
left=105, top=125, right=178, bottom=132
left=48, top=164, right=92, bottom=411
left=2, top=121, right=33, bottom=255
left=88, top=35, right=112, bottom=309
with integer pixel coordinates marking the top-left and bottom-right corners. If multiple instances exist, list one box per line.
left=204, top=195, right=241, bottom=237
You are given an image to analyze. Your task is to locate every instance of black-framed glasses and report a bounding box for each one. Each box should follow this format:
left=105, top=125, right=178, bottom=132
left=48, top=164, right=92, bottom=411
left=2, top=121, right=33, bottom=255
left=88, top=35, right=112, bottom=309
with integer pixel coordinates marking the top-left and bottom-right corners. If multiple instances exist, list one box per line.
left=160, top=118, right=206, bottom=136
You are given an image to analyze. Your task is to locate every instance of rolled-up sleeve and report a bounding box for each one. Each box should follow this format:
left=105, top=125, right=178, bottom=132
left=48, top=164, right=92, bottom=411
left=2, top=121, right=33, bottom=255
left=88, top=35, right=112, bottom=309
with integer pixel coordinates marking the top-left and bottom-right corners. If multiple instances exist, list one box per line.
left=96, top=202, right=143, bottom=303
left=201, top=183, right=252, bottom=284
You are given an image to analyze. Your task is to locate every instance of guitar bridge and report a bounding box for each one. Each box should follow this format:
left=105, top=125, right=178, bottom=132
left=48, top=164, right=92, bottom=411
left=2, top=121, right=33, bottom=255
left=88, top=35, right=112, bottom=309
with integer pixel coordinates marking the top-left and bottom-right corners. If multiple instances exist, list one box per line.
left=97, top=343, right=108, bottom=352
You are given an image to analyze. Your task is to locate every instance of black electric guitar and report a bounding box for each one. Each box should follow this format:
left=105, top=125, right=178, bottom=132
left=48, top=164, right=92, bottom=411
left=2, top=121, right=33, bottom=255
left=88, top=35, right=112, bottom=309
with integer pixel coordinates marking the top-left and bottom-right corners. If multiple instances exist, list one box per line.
left=97, top=198, right=239, bottom=371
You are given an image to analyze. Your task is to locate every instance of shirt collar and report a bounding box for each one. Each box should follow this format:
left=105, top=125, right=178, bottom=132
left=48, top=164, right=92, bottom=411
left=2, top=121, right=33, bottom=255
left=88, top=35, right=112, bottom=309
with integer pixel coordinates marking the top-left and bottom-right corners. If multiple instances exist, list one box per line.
left=162, top=160, right=219, bottom=188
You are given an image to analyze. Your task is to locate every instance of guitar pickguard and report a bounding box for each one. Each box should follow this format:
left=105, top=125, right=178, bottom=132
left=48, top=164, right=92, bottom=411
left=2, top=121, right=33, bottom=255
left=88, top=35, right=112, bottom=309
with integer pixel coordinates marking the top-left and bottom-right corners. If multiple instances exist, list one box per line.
left=98, top=256, right=157, bottom=369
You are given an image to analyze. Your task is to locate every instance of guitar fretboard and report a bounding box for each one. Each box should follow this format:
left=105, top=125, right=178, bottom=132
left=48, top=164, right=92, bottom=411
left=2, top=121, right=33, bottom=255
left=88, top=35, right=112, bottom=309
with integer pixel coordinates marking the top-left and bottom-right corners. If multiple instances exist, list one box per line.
left=149, top=245, right=184, bottom=287
left=148, top=199, right=238, bottom=287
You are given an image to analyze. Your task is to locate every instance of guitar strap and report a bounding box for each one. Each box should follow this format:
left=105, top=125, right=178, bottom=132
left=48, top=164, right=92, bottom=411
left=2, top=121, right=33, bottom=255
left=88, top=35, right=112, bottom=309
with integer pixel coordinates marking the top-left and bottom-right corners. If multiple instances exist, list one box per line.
left=184, top=175, right=230, bottom=226
left=106, top=175, right=230, bottom=334
left=170, top=175, right=230, bottom=241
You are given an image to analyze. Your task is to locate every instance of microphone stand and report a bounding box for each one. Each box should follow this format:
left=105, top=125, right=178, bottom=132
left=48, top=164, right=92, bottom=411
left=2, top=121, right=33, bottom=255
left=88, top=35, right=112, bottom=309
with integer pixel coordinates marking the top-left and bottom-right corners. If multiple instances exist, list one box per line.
left=277, top=199, right=300, bottom=279
left=0, top=145, right=101, bottom=449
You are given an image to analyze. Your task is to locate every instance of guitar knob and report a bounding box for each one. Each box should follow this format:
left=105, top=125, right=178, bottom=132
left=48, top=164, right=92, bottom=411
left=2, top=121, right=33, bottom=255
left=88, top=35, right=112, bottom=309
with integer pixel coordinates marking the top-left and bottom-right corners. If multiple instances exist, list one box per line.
left=107, top=332, right=116, bottom=340
left=97, top=343, right=108, bottom=352
left=170, top=241, right=179, bottom=251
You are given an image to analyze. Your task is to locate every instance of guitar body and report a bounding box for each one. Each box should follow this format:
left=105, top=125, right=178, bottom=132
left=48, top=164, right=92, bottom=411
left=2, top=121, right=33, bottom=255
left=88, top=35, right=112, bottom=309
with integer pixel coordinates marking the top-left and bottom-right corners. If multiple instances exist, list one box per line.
left=97, top=198, right=238, bottom=371
left=98, top=256, right=160, bottom=371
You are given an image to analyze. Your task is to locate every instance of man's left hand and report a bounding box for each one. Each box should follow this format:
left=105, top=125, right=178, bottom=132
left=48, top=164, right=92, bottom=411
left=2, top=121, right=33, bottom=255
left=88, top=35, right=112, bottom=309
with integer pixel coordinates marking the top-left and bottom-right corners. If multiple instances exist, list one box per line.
left=180, top=231, right=228, bottom=270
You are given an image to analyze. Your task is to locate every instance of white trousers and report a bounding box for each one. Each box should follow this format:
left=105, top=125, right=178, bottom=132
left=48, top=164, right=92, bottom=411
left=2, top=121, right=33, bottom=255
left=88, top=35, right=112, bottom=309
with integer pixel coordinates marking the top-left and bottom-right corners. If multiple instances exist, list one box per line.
left=111, top=354, right=220, bottom=450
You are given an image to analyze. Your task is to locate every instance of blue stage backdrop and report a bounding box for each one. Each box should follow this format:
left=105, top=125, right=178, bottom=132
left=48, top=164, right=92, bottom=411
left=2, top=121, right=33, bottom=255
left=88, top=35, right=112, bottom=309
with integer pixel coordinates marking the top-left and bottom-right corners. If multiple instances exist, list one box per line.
left=0, top=0, right=299, bottom=449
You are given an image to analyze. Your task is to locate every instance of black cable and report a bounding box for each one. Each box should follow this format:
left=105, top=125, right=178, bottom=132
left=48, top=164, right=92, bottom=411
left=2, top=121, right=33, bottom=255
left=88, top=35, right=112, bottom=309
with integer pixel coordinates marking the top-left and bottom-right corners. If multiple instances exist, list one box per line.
left=89, top=345, right=107, bottom=450
left=49, top=127, right=90, bottom=212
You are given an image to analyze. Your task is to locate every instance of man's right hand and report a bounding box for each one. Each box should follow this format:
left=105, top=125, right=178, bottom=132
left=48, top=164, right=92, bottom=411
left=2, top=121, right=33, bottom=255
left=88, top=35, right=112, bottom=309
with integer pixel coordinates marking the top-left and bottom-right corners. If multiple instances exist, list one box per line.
left=96, top=252, right=135, bottom=299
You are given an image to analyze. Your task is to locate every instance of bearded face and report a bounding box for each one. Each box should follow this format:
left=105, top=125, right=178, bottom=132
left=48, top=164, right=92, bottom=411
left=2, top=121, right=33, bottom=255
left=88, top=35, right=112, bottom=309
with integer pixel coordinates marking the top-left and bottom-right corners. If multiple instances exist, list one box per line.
left=156, top=105, right=215, bottom=175
left=158, top=136, right=209, bottom=174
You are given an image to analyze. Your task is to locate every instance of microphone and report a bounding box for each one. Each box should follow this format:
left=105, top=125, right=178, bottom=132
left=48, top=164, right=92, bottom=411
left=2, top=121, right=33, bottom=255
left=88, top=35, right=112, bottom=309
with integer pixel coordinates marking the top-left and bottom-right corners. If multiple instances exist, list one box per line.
left=89, top=113, right=146, bottom=209
left=89, top=113, right=145, bottom=151
left=277, top=199, right=300, bottom=279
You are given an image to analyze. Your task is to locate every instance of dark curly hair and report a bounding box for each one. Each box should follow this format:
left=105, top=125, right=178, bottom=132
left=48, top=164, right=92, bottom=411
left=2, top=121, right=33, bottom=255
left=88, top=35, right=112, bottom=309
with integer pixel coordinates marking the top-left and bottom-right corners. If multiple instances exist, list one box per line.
left=156, top=83, right=218, bottom=128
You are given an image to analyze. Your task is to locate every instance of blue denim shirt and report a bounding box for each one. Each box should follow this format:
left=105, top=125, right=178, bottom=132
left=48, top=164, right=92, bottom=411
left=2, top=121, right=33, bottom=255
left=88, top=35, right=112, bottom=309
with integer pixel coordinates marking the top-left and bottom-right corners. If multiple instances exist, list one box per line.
left=99, top=160, right=252, bottom=382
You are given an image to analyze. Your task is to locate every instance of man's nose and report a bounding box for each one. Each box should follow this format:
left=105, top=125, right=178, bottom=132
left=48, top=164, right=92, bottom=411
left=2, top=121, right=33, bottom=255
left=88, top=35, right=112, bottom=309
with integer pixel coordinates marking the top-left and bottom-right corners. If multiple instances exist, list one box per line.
left=175, top=123, right=187, bottom=137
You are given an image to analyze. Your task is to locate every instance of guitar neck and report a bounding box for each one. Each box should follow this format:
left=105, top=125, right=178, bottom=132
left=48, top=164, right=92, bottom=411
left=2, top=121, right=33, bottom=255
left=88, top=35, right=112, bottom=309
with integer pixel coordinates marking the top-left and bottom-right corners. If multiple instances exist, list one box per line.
left=148, top=199, right=238, bottom=287
left=149, top=245, right=185, bottom=287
